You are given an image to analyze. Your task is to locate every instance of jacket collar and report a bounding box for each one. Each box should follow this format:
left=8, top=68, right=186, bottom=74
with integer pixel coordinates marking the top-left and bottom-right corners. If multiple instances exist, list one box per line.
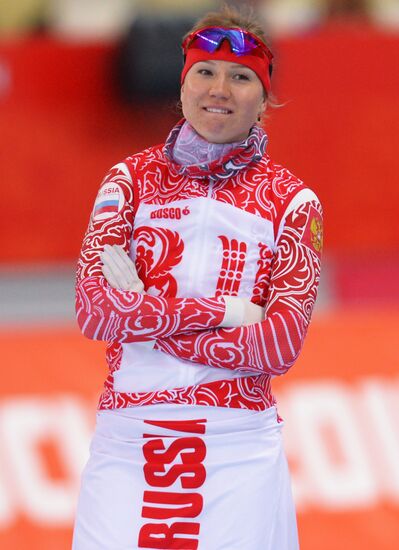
left=163, top=118, right=268, bottom=180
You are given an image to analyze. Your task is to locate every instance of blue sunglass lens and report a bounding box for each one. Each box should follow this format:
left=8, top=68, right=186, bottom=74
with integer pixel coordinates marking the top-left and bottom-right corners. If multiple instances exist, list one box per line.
left=195, top=29, right=258, bottom=56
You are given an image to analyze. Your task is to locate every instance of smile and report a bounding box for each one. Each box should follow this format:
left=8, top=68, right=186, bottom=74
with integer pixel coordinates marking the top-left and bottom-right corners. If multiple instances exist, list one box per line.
left=204, top=107, right=232, bottom=115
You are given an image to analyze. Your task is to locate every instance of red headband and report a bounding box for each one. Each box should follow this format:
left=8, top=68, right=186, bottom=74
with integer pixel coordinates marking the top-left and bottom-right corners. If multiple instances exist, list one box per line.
left=181, top=36, right=272, bottom=93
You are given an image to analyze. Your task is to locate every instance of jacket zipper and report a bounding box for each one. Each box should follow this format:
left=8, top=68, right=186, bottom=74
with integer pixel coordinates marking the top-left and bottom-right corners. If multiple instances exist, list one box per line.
left=197, top=177, right=214, bottom=286
left=187, top=177, right=214, bottom=296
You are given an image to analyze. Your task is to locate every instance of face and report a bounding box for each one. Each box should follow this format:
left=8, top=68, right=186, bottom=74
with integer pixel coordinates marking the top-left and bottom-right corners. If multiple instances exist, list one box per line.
left=180, top=60, right=266, bottom=144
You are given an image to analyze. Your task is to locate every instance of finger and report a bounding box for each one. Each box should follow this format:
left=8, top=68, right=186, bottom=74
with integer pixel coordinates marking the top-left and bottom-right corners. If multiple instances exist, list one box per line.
left=102, top=247, right=142, bottom=291
left=101, top=263, right=120, bottom=289
left=102, top=261, right=141, bottom=292
left=106, top=245, right=136, bottom=281
left=101, top=248, right=131, bottom=289
left=102, top=245, right=144, bottom=291
left=132, top=279, right=145, bottom=293
left=112, top=248, right=140, bottom=289
left=113, top=245, right=141, bottom=282
left=129, top=280, right=145, bottom=293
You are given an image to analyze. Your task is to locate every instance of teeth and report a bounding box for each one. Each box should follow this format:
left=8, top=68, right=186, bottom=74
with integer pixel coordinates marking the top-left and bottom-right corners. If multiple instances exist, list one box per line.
left=205, top=108, right=230, bottom=114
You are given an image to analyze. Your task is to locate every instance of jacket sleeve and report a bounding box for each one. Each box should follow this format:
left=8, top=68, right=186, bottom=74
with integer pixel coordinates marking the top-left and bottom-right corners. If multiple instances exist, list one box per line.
left=154, top=198, right=323, bottom=375
left=76, top=162, right=226, bottom=342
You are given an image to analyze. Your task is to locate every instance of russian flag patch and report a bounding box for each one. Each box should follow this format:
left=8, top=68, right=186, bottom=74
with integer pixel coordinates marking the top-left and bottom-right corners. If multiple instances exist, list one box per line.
left=93, top=182, right=124, bottom=221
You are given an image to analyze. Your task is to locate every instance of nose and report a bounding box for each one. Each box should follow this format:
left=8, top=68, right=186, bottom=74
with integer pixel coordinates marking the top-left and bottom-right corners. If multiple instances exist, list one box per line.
left=208, top=74, right=231, bottom=99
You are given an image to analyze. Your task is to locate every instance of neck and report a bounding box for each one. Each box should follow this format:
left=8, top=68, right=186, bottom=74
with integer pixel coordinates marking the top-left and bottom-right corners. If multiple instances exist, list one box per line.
left=172, top=121, right=242, bottom=167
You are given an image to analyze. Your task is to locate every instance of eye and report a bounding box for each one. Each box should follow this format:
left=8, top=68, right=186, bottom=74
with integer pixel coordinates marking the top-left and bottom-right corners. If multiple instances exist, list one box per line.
left=197, top=68, right=213, bottom=76
left=233, top=73, right=250, bottom=81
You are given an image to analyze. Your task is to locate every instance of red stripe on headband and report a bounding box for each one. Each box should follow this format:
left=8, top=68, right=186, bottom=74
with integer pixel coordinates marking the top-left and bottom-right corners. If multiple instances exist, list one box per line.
left=181, top=39, right=272, bottom=93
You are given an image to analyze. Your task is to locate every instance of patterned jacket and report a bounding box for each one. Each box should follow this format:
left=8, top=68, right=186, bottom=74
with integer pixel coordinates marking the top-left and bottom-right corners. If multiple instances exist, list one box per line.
left=76, top=120, right=323, bottom=411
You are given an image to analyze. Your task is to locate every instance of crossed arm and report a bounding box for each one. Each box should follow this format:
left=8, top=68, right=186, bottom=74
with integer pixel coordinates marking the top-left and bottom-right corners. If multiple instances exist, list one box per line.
left=154, top=200, right=322, bottom=375
left=77, top=164, right=322, bottom=376
left=76, top=164, right=262, bottom=343
left=96, top=195, right=323, bottom=377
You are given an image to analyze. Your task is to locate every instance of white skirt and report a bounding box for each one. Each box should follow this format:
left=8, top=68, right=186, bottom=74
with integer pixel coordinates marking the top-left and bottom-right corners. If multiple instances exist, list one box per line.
left=72, top=404, right=299, bottom=550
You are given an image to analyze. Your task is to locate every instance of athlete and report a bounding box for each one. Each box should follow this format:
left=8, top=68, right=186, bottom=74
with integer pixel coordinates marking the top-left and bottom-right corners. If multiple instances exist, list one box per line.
left=72, top=5, right=322, bottom=549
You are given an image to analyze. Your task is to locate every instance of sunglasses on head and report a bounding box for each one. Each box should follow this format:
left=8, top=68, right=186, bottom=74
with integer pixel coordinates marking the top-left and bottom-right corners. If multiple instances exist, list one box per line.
left=182, top=26, right=274, bottom=64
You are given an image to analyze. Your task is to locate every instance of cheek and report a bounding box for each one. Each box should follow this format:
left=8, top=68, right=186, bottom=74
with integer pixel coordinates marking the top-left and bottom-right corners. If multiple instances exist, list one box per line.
left=240, top=99, right=261, bottom=121
left=182, top=89, right=204, bottom=122
left=180, top=85, right=187, bottom=107
left=180, top=87, right=190, bottom=117
left=181, top=82, right=195, bottom=109
left=248, top=95, right=265, bottom=118
left=246, top=83, right=265, bottom=111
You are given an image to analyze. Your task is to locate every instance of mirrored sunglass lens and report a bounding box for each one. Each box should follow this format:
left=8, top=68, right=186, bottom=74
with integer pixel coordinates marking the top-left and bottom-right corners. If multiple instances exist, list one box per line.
left=195, top=30, right=223, bottom=52
left=228, top=31, right=258, bottom=54
left=195, top=29, right=259, bottom=56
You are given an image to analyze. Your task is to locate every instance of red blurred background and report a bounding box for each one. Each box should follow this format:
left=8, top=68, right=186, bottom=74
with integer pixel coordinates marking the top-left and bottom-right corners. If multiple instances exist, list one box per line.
left=0, top=12, right=398, bottom=550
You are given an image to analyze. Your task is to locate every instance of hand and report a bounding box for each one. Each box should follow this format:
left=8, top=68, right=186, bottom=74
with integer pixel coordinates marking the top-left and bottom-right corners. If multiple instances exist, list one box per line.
left=100, top=244, right=145, bottom=292
left=243, top=300, right=265, bottom=326
left=219, top=296, right=265, bottom=327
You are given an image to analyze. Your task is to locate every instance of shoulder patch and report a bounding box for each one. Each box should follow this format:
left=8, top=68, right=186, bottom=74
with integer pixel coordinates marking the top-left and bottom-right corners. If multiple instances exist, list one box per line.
left=310, top=216, right=323, bottom=253
left=93, top=182, right=125, bottom=221
left=302, top=207, right=323, bottom=255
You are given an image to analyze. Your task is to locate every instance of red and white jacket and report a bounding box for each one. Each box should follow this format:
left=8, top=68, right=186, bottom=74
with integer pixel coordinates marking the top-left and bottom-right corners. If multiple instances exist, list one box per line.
left=76, top=120, right=323, bottom=411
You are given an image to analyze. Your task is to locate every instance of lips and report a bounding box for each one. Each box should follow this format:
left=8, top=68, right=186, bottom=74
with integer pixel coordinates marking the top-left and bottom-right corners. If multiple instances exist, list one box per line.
left=203, top=107, right=233, bottom=115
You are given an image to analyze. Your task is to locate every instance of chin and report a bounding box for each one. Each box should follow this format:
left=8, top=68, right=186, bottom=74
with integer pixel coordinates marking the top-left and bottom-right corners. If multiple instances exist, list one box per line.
left=207, top=125, right=250, bottom=144
left=202, top=127, right=239, bottom=144
left=194, top=126, right=225, bottom=144
left=206, top=134, right=229, bottom=144
left=191, top=119, right=244, bottom=144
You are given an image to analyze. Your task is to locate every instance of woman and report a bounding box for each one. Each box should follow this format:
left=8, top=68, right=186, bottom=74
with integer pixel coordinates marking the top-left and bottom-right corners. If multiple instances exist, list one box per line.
left=73, top=6, right=322, bottom=549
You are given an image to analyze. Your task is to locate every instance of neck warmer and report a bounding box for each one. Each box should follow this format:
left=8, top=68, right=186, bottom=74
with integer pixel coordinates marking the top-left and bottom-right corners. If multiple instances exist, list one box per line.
left=172, top=121, right=241, bottom=167
left=164, top=118, right=268, bottom=180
